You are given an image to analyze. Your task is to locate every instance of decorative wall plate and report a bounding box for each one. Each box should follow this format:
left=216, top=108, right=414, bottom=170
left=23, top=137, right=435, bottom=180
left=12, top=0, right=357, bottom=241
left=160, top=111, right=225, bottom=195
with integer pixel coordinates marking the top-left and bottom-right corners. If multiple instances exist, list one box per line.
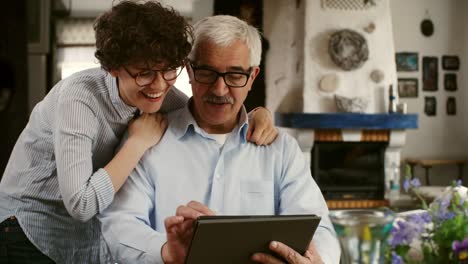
left=364, top=22, right=376, bottom=33
left=319, top=74, right=339, bottom=93
left=328, top=29, right=369, bottom=71
left=370, top=69, right=384, bottom=83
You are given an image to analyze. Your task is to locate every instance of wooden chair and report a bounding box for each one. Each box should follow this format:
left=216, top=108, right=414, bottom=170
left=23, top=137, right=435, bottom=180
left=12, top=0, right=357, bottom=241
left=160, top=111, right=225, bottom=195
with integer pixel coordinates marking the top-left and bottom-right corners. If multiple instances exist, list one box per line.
left=405, top=158, right=467, bottom=185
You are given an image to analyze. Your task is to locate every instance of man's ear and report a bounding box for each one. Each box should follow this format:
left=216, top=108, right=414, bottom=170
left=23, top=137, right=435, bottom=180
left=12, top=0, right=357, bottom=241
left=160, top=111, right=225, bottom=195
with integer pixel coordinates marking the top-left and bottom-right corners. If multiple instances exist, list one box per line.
left=249, top=66, right=260, bottom=81
left=246, top=67, right=260, bottom=92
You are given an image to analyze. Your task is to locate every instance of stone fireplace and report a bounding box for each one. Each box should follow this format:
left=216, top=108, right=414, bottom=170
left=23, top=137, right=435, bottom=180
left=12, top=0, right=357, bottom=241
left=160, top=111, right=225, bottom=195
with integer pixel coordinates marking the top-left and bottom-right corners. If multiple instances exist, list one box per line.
left=312, top=138, right=387, bottom=200
left=275, top=113, right=417, bottom=209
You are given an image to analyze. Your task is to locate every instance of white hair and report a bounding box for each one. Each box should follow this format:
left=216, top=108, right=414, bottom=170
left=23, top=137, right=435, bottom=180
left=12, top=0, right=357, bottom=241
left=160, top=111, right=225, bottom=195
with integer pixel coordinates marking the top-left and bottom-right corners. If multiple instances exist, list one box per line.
left=188, top=15, right=262, bottom=67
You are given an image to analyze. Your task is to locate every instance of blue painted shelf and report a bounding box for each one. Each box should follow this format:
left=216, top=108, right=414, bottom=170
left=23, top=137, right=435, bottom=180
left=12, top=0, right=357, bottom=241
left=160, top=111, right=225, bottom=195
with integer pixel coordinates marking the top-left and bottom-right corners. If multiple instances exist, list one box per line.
left=275, top=113, right=418, bottom=129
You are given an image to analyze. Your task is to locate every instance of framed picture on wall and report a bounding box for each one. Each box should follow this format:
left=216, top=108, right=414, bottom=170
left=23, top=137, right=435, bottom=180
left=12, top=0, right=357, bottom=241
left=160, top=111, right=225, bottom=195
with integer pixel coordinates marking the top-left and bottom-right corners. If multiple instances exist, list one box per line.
left=395, top=52, right=418, bottom=72
left=424, top=96, right=436, bottom=116
left=444, top=73, right=457, bottom=91
left=422, top=57, right=438, bottom=91
left=442, top=55, right=460, bottom=70
left=397, top=78, right=418, bottom=98
left=447, top=97, right=456, bottom=115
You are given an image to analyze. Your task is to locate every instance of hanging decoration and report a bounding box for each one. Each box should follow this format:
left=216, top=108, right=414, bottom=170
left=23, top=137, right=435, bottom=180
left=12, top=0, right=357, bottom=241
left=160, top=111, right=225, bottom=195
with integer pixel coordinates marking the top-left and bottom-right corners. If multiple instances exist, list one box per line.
left=420, top=10, right=434, bottom=37
left=328, top=29, right=369, bottom=71
left=319, top=74, right=339, bottom=93
left=321, top=0, right=377, bottom=11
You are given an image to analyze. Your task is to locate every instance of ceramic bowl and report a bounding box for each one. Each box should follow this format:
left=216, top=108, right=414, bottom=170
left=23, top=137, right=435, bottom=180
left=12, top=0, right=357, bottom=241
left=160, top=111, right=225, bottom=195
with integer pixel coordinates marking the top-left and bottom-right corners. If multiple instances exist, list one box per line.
left=334, top=94, right=369, bottom=113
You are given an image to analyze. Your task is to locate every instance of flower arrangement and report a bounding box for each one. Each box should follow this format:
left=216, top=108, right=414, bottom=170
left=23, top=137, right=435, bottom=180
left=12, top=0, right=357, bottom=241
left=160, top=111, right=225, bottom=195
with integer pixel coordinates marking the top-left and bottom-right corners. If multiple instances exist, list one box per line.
left=387, top=165, right=468, bottom=264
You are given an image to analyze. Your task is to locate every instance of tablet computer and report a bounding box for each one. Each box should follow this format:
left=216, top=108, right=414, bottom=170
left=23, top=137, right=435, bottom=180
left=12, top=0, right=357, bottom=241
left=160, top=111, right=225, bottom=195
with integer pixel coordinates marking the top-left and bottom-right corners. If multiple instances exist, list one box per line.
left=185, top=214, right=321, bottom=264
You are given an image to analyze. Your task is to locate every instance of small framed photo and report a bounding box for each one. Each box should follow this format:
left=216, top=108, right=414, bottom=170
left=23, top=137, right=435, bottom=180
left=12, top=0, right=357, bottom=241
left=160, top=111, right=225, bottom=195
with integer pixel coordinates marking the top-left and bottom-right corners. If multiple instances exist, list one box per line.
left=444, top=73, right=457, bottom=91
left=397, top=78, right=418, bottom=98
left=395, top=52, right=419, bottom=72
left=442, top=55, right=460, bottom=70
left=447, top=97, right=456, bottom=115
left=422, top=57, right=438, bottom=91
left=424, top=96, right=436, bottom=116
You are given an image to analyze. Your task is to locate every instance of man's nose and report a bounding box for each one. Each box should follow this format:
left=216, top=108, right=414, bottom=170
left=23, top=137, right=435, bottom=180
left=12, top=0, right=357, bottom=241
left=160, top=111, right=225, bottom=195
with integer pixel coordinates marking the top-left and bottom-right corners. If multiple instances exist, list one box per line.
left=211, top=76, right=229, bottom=96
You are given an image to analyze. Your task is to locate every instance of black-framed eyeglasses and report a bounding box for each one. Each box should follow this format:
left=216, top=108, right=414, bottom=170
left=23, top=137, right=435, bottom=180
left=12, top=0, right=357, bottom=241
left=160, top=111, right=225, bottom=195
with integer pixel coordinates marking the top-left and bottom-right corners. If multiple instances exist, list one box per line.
left=123, top=65, right=184, bottom=86
left=190, top=63, right=252, bottom=88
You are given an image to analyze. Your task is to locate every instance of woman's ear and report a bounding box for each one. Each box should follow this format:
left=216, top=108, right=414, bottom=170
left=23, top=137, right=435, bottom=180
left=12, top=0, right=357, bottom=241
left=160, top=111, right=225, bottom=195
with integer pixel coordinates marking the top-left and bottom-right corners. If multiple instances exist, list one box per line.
left=109, top=69, right=119, bottom=77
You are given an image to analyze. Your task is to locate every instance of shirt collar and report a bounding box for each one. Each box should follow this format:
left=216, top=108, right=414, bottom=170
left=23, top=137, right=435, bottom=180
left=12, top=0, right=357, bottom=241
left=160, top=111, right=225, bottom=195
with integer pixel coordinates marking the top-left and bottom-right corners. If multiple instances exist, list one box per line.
left=171, top=99, right=249, bottom=144
left=106, top=72, right=138, bottom=120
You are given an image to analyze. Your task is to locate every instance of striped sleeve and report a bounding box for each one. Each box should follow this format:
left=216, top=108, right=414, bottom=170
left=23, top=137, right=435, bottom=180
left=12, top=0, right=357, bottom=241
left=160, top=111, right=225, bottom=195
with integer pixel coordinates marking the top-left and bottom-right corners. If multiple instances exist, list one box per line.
left=54, top=88, right=115, bottom=222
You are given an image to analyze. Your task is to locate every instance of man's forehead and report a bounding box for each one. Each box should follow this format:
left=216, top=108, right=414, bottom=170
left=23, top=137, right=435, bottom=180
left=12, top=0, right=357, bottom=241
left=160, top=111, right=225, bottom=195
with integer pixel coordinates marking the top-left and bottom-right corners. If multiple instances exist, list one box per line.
left=195, top=40, right=249, bottom=63
left=193, top=61, right=248, bottom=72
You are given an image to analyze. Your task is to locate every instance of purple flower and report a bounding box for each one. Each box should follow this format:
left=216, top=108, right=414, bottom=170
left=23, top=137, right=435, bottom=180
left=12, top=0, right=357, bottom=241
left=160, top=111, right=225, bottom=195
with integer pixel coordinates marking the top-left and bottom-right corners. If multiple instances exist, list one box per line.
left=391, top=251, right=404, bottom=264
left=403, top=179, right=411, bottom=192
left=456, top=179, right=463, bottom=187
left=403, top=178, right=421, bottom=192
left=390, top=219, right=424, bottom=247
left=408, top=211, right=432, bottom=225
left=452, top=238, right=468, bottom=261
left=410, top=178, right=421, bottom=188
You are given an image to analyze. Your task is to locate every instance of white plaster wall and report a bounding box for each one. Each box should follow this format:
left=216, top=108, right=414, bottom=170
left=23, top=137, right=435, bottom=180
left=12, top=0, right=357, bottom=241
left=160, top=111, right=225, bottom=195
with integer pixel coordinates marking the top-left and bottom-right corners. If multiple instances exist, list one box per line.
left=390, top=0, right=467, bottom=184
left=303, top=0, right=396, bottom=113
left=462, top=1, right=468, bottom=152
left=265, top=0, right=397, bottom=114
left=457, top=0, right=468, bottom=182
left=264, top=0, right=304, bottom=113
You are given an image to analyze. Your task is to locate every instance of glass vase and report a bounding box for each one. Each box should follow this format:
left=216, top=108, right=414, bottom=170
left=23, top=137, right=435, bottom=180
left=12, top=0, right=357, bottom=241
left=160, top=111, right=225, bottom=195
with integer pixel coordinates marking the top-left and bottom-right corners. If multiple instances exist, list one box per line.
left=329, top=209, right=395, bottom=264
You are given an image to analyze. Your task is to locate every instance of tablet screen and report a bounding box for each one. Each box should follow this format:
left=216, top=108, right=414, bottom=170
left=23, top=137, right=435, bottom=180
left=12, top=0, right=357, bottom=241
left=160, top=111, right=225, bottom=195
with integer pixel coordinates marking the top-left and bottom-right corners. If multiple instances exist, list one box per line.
left=185, top=214, right=321, bottom=264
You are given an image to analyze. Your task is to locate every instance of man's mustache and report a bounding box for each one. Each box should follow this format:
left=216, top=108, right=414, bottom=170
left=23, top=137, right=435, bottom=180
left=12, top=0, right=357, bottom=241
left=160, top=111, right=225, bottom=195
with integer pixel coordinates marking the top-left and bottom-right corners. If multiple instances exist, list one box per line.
left=203, top=95, right=234, bottom=104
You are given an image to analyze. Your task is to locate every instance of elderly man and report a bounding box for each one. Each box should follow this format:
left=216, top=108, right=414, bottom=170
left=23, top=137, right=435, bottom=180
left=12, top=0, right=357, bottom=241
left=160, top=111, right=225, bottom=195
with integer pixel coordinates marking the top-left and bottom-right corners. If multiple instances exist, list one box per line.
left=99, top=15, right=340, bottom=264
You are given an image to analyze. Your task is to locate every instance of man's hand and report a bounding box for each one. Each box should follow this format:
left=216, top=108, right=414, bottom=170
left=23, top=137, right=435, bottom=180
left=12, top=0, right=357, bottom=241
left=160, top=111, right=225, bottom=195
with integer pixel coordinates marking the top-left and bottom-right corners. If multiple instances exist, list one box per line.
left=161, top=201, right=216, bottom=263
left=161, top=216, right=192, bottom=264
left=175, top=200, right=216, bottom=219
left=247, top=107, right=278, bottom=145
left=251, top=241, right=324, bottom=264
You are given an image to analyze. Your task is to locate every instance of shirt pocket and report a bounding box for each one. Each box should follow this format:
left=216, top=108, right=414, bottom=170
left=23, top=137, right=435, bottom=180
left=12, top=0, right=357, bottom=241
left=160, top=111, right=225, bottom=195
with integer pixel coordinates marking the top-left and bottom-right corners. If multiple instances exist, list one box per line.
left=240, top=180, right=274, bottom=215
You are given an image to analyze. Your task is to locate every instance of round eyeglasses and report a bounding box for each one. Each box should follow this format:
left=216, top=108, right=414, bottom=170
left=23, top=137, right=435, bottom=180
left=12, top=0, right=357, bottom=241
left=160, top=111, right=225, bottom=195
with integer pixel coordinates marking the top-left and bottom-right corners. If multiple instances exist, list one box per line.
left=123, top=66, right=184, bottom=86
left=190, top=63, right=252, bottom=88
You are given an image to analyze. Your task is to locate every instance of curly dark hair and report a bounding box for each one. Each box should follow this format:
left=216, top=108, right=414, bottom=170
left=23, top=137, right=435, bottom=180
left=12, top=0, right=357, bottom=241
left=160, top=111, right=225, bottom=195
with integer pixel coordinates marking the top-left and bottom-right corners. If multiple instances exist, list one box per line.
left=94, top=1, right=193, bottom=71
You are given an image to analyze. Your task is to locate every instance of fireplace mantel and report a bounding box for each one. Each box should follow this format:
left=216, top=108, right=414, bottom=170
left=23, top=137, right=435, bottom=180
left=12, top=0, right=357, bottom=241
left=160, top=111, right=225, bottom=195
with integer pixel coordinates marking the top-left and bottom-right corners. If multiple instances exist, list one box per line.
left=275, top=113, right=418, bottom=130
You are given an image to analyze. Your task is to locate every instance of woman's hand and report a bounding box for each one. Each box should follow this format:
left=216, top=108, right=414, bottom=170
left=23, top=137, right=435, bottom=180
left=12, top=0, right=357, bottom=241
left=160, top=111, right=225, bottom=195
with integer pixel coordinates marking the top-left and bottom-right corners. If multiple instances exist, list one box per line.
left=247, top=107, right=278, bottom=145
left=127, top=112, right=168, bottom=152
left=252, top=241, right=324, bottom=264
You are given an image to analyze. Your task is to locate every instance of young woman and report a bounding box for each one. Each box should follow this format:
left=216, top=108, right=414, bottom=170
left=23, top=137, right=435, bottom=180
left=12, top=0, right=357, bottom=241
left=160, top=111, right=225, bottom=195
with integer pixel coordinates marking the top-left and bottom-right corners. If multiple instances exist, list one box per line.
left=0, top=2, right=277, bottom=263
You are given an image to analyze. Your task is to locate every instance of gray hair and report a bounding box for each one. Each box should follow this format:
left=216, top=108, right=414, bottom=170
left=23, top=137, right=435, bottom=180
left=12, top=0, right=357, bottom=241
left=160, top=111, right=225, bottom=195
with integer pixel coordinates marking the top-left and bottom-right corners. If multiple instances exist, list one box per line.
left=188, top=15, right=262, bottom=67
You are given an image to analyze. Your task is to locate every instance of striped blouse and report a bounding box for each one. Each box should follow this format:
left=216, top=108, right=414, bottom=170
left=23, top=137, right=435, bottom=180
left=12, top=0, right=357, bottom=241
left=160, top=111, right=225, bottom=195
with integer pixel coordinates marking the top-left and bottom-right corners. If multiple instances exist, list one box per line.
left=0, top=67, right=187, bottom=263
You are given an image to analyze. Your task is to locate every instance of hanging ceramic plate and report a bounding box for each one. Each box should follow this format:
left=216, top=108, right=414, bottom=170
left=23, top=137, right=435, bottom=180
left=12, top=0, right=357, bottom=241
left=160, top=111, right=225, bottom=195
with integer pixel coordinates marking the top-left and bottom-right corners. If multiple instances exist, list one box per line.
left=328, top=29, right=369, bottom=71
left=421, top=19, right=434, bottom=37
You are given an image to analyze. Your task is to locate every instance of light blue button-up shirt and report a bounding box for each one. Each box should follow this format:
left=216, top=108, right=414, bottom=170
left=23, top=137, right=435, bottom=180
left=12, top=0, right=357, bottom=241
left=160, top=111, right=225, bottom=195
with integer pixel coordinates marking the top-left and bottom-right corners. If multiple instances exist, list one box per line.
left=99, top=104, right=340, bottom=264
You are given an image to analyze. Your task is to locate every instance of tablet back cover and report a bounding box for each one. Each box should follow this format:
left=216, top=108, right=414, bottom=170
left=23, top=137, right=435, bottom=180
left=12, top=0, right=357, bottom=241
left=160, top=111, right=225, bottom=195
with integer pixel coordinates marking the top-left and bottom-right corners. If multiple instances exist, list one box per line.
left=185, top=215, right=321, bottom=264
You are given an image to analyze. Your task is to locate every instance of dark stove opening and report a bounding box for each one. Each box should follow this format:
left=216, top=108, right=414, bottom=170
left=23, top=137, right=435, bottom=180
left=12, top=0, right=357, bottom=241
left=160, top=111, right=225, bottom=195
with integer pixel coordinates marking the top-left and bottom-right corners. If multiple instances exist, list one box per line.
left=311, top=141, right=388, bottom=200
